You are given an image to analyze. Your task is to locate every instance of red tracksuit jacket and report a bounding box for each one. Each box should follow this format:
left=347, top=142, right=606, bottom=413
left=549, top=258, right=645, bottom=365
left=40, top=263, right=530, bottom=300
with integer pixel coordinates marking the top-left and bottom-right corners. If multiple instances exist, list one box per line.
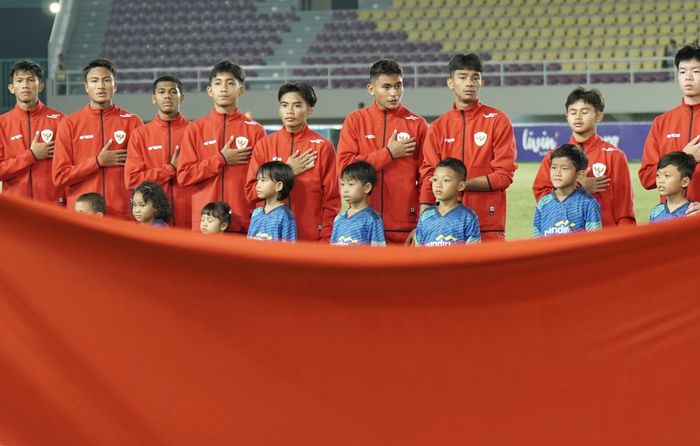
left=420, top=101, right=517, bottom=237
left=532, top=133, right=636, bottom=227
left=639, top=100, right=700, bottom=200
left=336, top=102, right=427, bottom=243
left=0, top=101, right=65, bottom=204
left=53, top=104, right=143, bottom=219
left=245, top=125, right=340, bottom=241
left=125, top=113, right=192, bottom=228
left=177, top=108, right=265, bottom=232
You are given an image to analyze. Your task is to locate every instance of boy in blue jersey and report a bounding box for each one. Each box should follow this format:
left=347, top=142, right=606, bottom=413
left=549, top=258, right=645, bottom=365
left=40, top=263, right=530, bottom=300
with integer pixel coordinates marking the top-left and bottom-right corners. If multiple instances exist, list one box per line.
left=331, top=161, right=386, bottom=246
left=532, top=144, right=602, bottom=237
left=415, top=158, right=480, bottom=246
left=649, top=151, right=696, bottom=222
left=247, top=161, right=297, bottom=242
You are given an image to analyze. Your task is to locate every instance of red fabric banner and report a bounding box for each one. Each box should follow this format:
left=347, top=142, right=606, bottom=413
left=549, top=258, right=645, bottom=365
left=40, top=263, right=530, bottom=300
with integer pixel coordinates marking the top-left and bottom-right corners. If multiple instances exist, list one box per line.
left=1, top=194, right=699, bottom=445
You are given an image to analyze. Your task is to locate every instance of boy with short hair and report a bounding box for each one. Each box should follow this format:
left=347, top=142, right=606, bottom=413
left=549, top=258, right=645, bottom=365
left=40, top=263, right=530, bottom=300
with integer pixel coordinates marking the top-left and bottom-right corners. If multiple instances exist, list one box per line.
left=420, top=53, right=517, bottom=241
left=74, top=192, right=105, bottom=216
left=415, top=157, right=480, bottom=246
left=178, top=60, right=265, bottom=232
left=247, top=161, right=297, bottom=242
left=532, top=144, right=602, bottom=237
left=53, top=58, right=144, bottom=219
left=640, top=44, right=700, bottom=202
left=337, top=59, right=428, bottom=244
left=532, top=87, right=635, bottom=227
left=331, top=160, right=386, bottom=246
left=0, top=60, right=65, bottom=204
left=649, top=151, right=696, bottom=222
left=245, top=81, right=339, bottom=241
left=125, top=75, right=192, bottom=228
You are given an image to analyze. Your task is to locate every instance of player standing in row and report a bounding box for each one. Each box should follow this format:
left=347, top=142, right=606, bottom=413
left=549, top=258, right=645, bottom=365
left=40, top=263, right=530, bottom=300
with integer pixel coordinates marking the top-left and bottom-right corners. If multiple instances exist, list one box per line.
left=125, top=76, right=192, bottom=228
left=177, top=60, right=265, bottom=233
left=532, top=87, right=635, bottom=226
left=0, top=60, right=65, bottom=205
left=246, top=82, right=339, bottom=241
left=337, top=59, right=428, bottom=244
left=53, top=58, right=143, bottom=219
left=420, top=53, right=517, bottom=241
left=640, top=43, right=700, bottom=202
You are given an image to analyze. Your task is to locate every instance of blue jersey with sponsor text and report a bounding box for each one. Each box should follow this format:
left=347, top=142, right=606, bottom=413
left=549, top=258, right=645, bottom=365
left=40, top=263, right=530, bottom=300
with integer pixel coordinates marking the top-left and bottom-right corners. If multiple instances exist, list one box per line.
left=415, top=204, right=481, bottom=246
left=649, top=201, right=691, bottom=223
left=532, top=188, right=602, bottom=237
left=330, top=206, right=386, bottom=246
left=247, top=204, right=297, bottom=242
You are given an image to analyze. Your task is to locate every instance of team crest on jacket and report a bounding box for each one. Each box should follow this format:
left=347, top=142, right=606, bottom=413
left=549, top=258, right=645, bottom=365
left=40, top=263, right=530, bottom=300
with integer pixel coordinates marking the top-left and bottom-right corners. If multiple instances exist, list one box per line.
left=397, top=132, right=411, bottom=141
left=235, top=136, right=249, bottom=150
left=474, top=131, right=488, bottom=147
left=40, top=129, right=53, bottom=143
left=592, top=163, right=607, bottom=177
left=114, top=130, right=126, bottom=144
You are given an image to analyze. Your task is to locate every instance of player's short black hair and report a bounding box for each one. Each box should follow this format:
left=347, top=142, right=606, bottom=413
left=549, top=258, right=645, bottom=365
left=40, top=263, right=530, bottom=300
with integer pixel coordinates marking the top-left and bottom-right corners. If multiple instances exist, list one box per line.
left=448, top=53, right=483, bottom=77
left=436, top=157, right=467, bottom=181
left=551, top=144, right=588, bottom=171
left=369, top=59, right=403, bottom=83
left=201, top=201, right=232, bottom=226
left=565, top=87, right=605, bottom=113
left=76, top=192, right=106, bottom=214
left=675, top=44, right=700, bottom=69
left=209, top=59, right=245, bottom=84
left=132, top=182, right=173, bottom=222
left=9, top=60, right=44, bottom=81
left=83, top=58, right=116, bottom=81
left=152, top=75, right=183, bottom=95
left=278, top=81, right=317, bottom=107
left=658, top=151, right=697, bottom=180
left=257, top=161, right=295, bottom=201
left=341, top=160, right=377, bottom=195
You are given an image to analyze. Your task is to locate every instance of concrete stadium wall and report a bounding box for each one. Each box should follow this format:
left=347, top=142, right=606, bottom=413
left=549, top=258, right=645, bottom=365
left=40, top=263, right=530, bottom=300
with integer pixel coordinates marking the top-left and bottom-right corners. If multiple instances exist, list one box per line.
left=48, top=81, right=681, bottom=124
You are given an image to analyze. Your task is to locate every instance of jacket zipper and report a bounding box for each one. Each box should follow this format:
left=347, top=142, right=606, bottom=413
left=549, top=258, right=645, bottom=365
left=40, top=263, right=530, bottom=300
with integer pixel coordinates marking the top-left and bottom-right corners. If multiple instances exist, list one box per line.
left=27, top=111, right=33, bottom=198
left=100, top=109, right=105, bottom=198
left=461, top=110, right=466, bottom=163
left=168, top=120, right=175, bottom=223
left=288, top=132, right=295, bottom=209
left=221, top=114, right=226, bottom=200
left=381, top=110, right=387, bottom=217
left=689, top=104, right=694, bottom=142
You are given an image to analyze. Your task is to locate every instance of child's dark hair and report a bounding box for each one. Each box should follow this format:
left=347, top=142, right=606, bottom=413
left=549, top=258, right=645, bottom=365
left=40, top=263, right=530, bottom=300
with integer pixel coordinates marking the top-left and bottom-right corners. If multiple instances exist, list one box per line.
left=132, top=182, right=173, bottom=222
left=674, top=44, right=700, bottom=69
left=341, top=161, right=377, bottom=195
left=209, top=59, right=245, bottom=84
left=83, top=58, right=116, bottom=81
left=448, top=53, right=483, bottom=77
left=658, top=151, right=697, bottom=180
left=9, top=60, right=44, bottom=81
left=278, top=81, right=317, bottom=107
left=551, top=144, right=588, bottom=171
left=152, top=75, right=183, bottom=95
left=565, top=87, right=605, bottom=113
left=436, top=157, right=468, bottom=181
left=201, top=201, right=232, bottom=226
left=369, top=59, right=403, bottom=83
left=257, top=161, right=294, bottom=201
left=76, top=192, right=106, bottom=214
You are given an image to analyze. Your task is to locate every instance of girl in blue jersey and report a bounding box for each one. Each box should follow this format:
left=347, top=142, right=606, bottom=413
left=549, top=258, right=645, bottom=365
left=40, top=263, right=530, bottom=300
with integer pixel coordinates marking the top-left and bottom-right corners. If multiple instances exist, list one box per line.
left=247, top=161, right=297, bottom=242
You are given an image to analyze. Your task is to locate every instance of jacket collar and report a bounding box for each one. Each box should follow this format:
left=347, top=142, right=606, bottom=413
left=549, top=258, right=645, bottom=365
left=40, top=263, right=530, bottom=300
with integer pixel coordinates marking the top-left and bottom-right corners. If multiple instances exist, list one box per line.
left=450, top=100, right=483, bottom=118
left=13, top=100, right=46, bottom=117
left=368, top=101, right=405, bottom=118
left=152, top=112, right=188, bottom=129
left=568, top=132, right=602, bottom=148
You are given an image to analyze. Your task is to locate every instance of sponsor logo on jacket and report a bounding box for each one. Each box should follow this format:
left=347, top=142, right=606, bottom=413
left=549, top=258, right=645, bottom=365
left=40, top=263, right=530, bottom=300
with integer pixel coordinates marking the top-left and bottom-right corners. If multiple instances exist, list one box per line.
left=483, top=113, right=498, bottom=118
left=10, top=133, right=22, bottom=141
left=406, top=115, right=420, bottom=121
left=46, top=114, right=61, bottom=119
left=365, top=134, right=376, bottom=140
left=79, top=134, right=94, bottom=140
left=148, top=145, right=163, bottom=151
left=666, top=133, right=681, bottom=138
left=203, top=139, right=217, bottom=146
left=444, top=137, right=455, bottom=143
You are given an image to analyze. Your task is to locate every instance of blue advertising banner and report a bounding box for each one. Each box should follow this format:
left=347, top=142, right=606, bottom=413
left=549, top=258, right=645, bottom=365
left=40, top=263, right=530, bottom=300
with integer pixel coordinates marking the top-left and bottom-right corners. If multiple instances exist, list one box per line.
left=515, top=123, right=651, bottom=162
